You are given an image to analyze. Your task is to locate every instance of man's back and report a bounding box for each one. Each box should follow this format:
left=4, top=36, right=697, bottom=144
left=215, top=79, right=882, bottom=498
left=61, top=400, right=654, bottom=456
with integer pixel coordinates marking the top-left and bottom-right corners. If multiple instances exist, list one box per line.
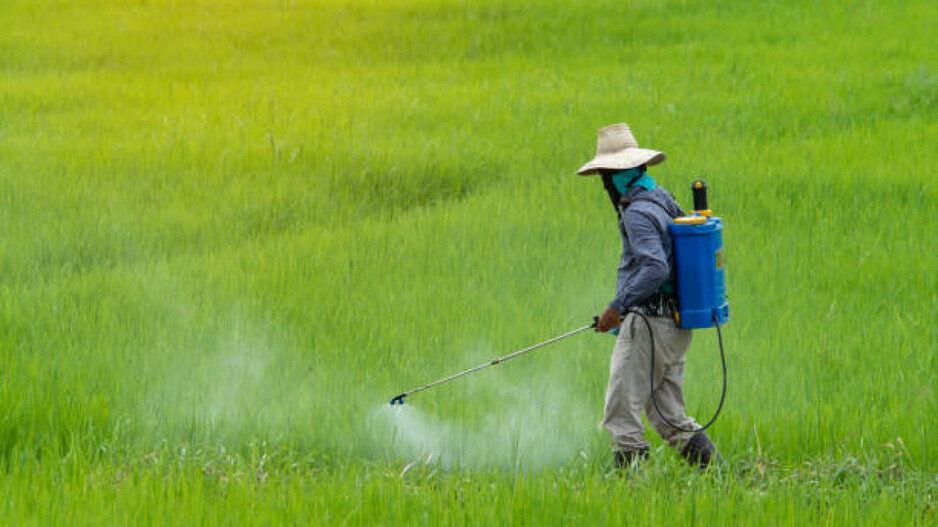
left=612, top=187, right=684, bottom=314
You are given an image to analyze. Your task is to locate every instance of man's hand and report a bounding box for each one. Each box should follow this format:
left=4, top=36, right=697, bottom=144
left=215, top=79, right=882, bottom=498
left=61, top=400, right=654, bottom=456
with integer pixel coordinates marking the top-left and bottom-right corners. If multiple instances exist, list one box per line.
left=596, top=306, right=623, bottom=333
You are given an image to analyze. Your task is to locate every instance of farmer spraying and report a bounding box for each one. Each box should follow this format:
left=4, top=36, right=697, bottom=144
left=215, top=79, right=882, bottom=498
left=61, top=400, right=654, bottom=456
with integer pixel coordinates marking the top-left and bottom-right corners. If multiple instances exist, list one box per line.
left=389, top=123, right=727, bottom=468
left=578, top=123, right=717, bottom=469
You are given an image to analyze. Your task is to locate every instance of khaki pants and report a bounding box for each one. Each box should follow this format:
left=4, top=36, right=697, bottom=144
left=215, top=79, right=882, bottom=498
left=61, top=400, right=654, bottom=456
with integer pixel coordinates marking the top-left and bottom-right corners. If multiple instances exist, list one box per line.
left=602, top=313, right=700, bottom=452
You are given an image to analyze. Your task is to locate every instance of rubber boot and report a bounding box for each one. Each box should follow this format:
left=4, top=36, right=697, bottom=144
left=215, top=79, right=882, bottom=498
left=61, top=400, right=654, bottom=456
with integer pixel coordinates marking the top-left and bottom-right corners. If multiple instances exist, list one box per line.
left=614, top=448, right=649, bottom=470
left=680, top=431, right=715, bottom=469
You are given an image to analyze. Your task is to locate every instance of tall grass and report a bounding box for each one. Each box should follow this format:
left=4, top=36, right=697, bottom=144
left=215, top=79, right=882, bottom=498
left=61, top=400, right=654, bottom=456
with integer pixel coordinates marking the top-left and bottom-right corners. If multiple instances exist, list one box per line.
left=1, top=0, right=935, bottom=523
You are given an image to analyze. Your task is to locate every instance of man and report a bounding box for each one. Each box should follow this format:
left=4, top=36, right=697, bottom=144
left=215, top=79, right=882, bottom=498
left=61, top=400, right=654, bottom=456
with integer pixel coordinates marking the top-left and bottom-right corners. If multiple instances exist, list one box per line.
left=576, top=123, right=716, bottom=469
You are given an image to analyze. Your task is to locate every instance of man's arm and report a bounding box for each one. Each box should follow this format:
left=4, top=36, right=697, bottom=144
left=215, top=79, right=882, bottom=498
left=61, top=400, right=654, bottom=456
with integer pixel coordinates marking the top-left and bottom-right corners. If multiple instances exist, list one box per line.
left=608, top=208, right=669, bottom=313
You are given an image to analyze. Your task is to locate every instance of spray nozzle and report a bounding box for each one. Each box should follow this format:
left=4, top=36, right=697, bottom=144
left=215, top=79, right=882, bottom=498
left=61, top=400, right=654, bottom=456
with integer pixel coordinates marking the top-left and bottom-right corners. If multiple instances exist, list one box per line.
left=389, top=394, right=406, bottom=406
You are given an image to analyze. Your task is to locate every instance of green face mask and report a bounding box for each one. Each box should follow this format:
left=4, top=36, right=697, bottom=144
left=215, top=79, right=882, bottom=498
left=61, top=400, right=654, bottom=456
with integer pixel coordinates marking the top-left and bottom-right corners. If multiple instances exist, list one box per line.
left=611, top=168, right=656, bottom=194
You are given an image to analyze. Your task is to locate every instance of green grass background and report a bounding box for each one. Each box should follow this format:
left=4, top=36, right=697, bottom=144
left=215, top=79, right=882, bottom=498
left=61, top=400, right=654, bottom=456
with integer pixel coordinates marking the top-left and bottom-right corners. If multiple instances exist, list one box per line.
left=1, top=0, right=935, bottom=523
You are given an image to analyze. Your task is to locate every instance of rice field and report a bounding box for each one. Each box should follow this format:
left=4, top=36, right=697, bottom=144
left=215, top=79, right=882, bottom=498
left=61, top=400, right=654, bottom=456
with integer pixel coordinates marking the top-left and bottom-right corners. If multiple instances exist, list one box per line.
left=1, top=0, right=935, bottom=523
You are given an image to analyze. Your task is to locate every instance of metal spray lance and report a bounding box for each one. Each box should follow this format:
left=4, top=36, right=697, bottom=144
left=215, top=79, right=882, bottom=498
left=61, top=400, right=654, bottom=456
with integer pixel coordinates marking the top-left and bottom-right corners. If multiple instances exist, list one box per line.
left=389, top=322, right=596, bottom=405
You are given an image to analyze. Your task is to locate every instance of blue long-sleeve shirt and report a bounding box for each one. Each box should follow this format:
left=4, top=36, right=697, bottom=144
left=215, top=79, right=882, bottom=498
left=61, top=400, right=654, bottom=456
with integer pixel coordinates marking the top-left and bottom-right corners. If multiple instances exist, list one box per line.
left=609, top=186, right=684, bottom=313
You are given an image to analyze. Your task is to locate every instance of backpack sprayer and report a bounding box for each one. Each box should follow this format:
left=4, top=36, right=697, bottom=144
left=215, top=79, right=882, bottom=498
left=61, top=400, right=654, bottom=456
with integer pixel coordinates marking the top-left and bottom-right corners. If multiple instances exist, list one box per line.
left=670, top=180, right=729, bottom=328
left=644, top=179, right=728, bottom=432
left=390, top=180, right=728, bottom=423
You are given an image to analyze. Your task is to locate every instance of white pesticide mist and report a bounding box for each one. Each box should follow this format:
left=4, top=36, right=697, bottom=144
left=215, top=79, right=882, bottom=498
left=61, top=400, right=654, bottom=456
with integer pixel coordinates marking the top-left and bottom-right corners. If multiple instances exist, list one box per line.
left=132, top=277, right=605, bottom=468
left=204, top=343, right=269, bottom=425
left=373, top=405, right=444, bottom=463
left=139, top=336, right=273, bottom=436
left=370, top=363, right=598, bottom=471
left=131, top=290, right=297, bottom=443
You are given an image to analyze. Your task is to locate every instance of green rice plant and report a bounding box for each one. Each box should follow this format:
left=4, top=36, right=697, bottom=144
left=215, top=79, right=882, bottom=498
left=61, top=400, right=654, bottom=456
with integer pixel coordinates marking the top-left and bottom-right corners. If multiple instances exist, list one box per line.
left=0, top=0, right=935, bottom=523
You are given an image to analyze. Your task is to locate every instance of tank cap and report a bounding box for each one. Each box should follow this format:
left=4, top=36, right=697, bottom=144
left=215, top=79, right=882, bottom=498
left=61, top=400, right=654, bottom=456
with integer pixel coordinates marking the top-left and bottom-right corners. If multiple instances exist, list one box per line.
left=673, top=215, right=707, bottom=225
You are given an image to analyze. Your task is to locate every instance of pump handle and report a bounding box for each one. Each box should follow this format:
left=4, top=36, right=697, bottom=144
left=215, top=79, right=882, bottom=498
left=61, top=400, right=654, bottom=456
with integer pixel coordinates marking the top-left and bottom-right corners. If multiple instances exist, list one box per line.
left=692, top=179, right=708, bottom=212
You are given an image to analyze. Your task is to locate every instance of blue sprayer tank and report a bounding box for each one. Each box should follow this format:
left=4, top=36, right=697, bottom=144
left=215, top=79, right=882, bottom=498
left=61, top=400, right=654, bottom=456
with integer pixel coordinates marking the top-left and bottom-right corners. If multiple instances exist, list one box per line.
left=667, top=180, right=729, bottom=329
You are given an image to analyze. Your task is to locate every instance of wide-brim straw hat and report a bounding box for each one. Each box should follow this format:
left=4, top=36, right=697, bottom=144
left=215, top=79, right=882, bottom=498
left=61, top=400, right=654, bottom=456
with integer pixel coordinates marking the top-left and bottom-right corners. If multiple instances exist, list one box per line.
left=576, top=123, right=665, bottom=175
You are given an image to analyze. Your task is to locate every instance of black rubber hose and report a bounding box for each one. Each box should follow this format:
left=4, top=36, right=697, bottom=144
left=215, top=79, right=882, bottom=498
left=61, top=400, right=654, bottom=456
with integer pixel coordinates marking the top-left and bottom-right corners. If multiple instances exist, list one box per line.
left=629, top=310, right=726, bottom=433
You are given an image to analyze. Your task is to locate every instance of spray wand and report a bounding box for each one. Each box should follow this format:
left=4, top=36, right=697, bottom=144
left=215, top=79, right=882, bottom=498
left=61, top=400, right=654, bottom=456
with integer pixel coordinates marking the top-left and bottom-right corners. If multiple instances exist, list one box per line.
left=389, top=321, right=596, bottom=405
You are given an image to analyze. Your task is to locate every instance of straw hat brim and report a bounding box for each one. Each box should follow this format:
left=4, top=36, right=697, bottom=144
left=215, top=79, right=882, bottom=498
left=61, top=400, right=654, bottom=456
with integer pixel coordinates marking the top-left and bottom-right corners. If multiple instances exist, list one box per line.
left=576, top=148, right=666, bottom=176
